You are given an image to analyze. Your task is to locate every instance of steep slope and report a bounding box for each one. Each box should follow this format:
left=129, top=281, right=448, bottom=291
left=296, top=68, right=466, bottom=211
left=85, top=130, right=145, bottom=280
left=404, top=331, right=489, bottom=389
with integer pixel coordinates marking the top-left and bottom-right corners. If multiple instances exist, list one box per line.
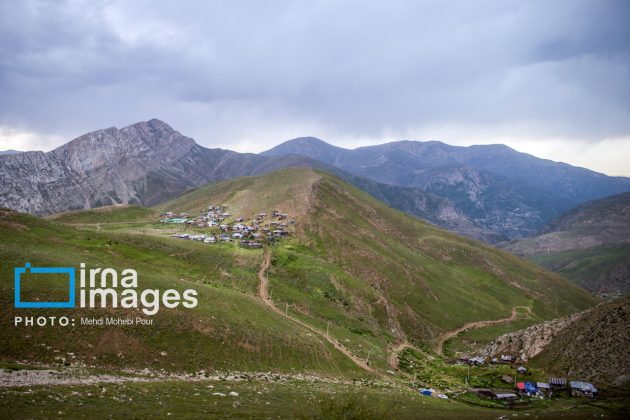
left=481, top=297, right=630, bottom=386
left=254, top=156, right=505, bottom=243
left=263, top=138, right=630, bottom=239
left=157, top=168, right=596, bottom=361
left=500, top=192, right=630, bottom=294
left=339, top=173, right=506, bottom=243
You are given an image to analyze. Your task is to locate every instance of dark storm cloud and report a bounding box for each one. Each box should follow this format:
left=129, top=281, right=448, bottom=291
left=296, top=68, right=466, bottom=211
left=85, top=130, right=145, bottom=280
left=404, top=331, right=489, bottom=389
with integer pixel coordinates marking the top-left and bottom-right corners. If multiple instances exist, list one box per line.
left=0, top=0, right=628, bottom=164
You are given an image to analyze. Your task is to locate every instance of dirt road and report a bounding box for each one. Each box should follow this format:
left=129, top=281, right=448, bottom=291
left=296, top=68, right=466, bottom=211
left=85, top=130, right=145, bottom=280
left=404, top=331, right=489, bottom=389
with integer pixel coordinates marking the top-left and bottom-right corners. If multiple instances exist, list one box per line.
left=433, top=306, right=532, bottom=356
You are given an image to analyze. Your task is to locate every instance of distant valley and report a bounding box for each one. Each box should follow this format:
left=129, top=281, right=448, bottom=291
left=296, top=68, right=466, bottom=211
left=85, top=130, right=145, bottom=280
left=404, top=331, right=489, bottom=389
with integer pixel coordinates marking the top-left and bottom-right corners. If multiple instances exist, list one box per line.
left=500, top=192, right=630, bottom=295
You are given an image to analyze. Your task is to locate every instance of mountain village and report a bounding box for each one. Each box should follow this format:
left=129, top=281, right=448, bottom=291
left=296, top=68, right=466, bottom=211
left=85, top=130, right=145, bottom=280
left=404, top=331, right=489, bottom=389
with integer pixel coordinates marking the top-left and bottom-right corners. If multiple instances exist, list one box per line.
left=160, top=205, right=293, bottom=249
left=447, top=354, right=599, bottom=402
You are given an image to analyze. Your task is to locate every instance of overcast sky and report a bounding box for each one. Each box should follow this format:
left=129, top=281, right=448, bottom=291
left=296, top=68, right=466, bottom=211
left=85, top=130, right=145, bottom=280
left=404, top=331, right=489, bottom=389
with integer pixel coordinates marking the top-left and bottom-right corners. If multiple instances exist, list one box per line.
left=1, top=0, right=629, bottom=175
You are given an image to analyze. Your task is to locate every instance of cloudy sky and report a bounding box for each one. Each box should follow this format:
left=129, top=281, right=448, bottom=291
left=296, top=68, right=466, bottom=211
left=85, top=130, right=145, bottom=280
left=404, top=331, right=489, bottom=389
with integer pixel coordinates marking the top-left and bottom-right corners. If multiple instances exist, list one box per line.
left=1, top=0, right=629, bottom=175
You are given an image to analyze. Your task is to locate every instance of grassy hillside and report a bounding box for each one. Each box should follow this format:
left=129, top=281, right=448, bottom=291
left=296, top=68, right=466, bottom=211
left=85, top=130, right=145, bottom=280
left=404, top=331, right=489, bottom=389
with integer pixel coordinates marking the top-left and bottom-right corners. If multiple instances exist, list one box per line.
left=0, top=208, right=362, bottom=377
left=3, top=378, right=625, bottom=419
left=0, top=169, right=619, bottom=417
left=1, top=168, right=598, bottom=374
left=158, top=169, right=596, bottom=359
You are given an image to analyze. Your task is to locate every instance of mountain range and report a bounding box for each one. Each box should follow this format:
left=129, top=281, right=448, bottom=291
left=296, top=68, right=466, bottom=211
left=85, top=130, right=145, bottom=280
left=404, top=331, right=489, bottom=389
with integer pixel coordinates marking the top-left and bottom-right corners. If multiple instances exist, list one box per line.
left=2, top=119, right=629, bottom=244
left=263, top=137, right=630, bottom=240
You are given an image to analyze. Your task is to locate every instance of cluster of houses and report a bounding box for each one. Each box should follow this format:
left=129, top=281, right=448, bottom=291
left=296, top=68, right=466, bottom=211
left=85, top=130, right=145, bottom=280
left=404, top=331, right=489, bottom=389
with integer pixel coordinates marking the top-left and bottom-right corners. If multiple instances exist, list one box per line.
left=462, top=354, right=598, bottom=400
left=161, top=206, right=292, bottom=249
left=477, top=378, right=598, bottom=402
left=460, top=354, right=514, bottom=366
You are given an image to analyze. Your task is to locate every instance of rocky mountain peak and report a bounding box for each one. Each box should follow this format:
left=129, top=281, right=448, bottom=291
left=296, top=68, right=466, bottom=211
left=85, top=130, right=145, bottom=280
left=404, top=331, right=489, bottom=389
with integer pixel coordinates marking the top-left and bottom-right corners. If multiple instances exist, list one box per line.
left=50, top=119, right=195, bottom=174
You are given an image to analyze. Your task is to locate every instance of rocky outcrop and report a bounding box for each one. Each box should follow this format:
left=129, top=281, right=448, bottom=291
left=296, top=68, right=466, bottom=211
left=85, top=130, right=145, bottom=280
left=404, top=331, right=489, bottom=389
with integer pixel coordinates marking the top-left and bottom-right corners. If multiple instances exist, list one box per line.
left=480, top=298, right=630, bottom=386
left=479, top=311, right=587, bottom=362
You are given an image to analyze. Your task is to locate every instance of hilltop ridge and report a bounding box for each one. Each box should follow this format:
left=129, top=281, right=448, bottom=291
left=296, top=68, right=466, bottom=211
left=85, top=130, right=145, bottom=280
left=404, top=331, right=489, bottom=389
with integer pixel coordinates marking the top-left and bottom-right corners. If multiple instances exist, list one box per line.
left=158, top=168, right=596, bottom=349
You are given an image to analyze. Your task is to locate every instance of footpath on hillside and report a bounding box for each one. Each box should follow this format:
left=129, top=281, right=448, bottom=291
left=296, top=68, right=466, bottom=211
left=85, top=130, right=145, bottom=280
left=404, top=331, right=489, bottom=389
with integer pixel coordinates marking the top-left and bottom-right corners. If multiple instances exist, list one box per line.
left=257, top=248, right=378, bottom=375
left=433, top=306, right=533, bottom=356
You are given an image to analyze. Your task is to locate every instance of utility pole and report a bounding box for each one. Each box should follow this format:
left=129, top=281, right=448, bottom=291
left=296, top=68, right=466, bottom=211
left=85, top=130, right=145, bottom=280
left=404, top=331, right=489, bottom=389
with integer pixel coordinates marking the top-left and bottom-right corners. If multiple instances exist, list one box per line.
left=466, top=364, right=470, bottom=385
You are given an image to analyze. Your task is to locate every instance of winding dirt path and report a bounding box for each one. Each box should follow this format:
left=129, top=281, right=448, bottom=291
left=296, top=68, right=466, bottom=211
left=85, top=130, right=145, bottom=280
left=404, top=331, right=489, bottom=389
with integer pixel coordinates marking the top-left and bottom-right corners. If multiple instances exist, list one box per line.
left=257, top=248, right=377, bottom=375
left=433, top=306, right=532, bottom=356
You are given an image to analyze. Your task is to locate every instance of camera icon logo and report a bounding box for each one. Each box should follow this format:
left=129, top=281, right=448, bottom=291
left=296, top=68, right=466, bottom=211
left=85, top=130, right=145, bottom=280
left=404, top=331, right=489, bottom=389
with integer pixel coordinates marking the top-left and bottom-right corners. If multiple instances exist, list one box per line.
left=14, top=263, right=76, bottom=308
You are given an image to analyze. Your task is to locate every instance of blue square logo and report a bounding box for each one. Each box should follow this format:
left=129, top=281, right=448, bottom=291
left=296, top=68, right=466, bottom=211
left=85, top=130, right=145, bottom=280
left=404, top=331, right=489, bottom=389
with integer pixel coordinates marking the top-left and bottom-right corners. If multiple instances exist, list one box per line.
left=14, top=263, right=75, bottom=308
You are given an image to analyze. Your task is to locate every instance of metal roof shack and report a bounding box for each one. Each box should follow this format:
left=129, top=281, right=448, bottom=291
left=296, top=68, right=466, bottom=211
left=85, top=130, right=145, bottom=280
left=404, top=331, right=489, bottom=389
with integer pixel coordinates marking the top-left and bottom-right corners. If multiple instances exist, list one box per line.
left=549, top=377, right=567, bottom=388
left=536, top=382, right=551, bottom=395
left=570, top=381, right=598, bottom=398
left=469, top=356, right=485, bottom=365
